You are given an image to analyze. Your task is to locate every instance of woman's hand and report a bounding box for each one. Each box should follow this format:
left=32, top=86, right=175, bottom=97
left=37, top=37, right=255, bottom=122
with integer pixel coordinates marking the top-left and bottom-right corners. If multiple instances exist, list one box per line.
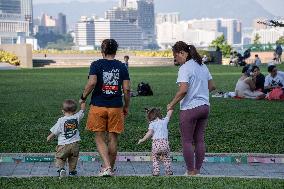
left=167, top=104, right=174, bottom=112
left=138, top=139, right=144, bottom=144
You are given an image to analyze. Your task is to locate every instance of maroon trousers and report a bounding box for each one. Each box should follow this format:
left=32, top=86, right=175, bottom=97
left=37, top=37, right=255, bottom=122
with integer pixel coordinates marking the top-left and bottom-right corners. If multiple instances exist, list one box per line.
left=179, top=105, right=209, bottom=172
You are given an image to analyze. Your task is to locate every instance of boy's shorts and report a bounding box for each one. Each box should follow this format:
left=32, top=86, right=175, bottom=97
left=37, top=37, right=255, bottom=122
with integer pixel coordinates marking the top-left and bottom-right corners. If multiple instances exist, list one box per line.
left=86, top=105, right=124, bottom=134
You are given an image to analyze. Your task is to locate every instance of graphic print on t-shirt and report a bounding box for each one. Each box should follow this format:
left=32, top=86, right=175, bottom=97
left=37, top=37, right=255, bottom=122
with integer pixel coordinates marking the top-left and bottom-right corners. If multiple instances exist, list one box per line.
left=271, top=79, right=283, bottom=87
left=102, top=69, right=120, bottom=95
left=63, top=119, right=78, bottom=139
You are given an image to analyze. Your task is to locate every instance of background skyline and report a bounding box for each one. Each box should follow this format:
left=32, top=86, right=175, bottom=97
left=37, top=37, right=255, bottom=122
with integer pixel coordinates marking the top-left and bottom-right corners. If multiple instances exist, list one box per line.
left=33, top=0, right=283, bottom=28
left=33, top=0, right=284, bottom=17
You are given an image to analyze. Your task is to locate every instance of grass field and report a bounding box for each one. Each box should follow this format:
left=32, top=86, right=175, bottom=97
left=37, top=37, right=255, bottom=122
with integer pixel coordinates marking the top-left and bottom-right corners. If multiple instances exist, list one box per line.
left=0, top=65, right=284, bottom=153
left=1, top=177, right=283, bottom=189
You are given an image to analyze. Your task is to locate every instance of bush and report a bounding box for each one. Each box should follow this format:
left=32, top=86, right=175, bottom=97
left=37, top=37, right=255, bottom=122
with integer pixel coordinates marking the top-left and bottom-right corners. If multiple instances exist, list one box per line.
left=0, top=50, right=20, bottom=66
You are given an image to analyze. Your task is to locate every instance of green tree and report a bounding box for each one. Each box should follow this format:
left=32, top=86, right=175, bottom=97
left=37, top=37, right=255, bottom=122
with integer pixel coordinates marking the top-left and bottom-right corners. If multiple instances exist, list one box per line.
left=35, top=32, right=74, bottom=49
left=252, top=34, right=262, bottom=51
left=276, top=36, right=284, bottom=45
left=210, top=35, right=232, bottom=57
left=253, top=33, right=261, bottom=45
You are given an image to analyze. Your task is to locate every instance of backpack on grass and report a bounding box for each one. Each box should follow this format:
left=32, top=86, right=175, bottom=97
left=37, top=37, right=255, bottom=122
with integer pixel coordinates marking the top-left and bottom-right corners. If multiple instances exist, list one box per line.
left=137, top=82, right=153, bottom=96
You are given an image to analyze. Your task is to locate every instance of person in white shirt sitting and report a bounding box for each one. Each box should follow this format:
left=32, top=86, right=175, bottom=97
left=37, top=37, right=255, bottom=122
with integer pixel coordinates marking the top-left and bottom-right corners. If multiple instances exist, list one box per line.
left=264, top=65, right=284, bottom=93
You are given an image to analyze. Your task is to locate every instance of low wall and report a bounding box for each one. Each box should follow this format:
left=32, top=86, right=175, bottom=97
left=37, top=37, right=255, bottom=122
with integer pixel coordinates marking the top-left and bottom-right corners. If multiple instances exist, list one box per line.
left=248, top=51, right=283, bottom=64
left=0, top=44, right=33, bottom=68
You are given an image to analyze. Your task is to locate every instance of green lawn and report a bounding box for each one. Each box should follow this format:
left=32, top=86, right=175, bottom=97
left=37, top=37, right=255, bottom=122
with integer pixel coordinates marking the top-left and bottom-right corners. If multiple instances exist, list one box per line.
left=0, top=177, right=283, bottom=189
left=0, top=65, right=284, bottom=153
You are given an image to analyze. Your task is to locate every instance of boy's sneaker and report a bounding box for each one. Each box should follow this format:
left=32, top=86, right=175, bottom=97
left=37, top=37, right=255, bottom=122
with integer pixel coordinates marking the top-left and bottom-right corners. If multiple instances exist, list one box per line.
left=69, top=171, right=77, bottom=176
left=57, top=168, right=66, bottom=178
left=98, top=167, right=112, bottom=177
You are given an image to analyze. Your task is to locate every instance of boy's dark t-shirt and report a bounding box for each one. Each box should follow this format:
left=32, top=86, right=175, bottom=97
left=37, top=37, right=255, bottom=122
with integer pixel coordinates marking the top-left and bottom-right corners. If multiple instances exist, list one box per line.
left=89, top=59, right=130, bottom=108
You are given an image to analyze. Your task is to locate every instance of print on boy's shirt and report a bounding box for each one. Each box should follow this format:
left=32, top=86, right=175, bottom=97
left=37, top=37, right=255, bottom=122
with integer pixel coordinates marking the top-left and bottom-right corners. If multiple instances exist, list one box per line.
left=102, top=69, right=120, bottom=95
left=64, top=119, right=78, bottom=139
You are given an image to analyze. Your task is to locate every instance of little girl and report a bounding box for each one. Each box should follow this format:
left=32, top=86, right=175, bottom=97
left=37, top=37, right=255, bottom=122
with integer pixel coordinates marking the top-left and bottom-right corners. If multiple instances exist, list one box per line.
left=138, top=108, right=173, bottom=176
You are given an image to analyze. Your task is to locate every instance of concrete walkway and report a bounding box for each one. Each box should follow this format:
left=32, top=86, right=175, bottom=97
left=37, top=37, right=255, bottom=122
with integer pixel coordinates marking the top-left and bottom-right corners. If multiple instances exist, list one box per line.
left=1, top=161, right=284, bottom=179
left=0, top=63, right=18, bottom=70
left=1, top=153, right=284, bottom=179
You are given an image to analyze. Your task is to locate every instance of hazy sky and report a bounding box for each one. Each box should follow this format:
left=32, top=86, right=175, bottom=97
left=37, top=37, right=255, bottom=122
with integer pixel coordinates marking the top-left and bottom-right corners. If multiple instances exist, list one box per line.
left=34, top=0, right=114, bottom=3
left=33, top=0, right=284, bottom=16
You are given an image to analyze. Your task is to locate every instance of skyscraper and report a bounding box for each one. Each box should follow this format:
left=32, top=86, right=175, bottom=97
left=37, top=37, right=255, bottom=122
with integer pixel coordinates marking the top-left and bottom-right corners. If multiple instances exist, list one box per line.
left=94, top=19, right=143, bottom=49
left=220, top=19, right=242, bottom=45
left=156, top=12, right=180, bottom=24
left=21, top=0, right=33, bottom=35
left=57, top=13, right=67, bottom=34
left=0, top=0, right=29, bottom=44
left=75, top=16, right=95, bottom=46
left=136, top=0, right=155, bottom=48
left=105, top=7, right=137, bottom=24
left=105, top=0, right=156, bottom=49
left=0, top=0, right=21, bottom=14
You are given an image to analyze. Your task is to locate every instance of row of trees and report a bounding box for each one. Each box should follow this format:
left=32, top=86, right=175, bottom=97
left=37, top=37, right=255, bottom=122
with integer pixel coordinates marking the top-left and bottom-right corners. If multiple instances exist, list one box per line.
left=35, top=32, right=74, bottom=50
left=210, top=34, right=284, bottom=57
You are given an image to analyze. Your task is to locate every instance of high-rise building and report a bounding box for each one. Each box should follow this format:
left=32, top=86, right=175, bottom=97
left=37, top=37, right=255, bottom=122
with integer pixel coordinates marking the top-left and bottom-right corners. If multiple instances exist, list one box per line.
left=75, top=16, right=95, bottom=47
left=220, top=19, right=242, bottom=45
left=185, top=18, right=242, bottom=45
left=57, top=13, right=67, bottom=34
left=188, top=18, right=222, bottom=32
left=136, top=0, right=155, bottom=48
left=156, top=12, right=180, bottom=24
left=119, top=0, right=127, bottom=8
left=94, top=19, right=143, bottom=49
left=21, top=0, right=33, bottom=35
left=105, top=0, right=156, bottom=49
left=41, top=13, right=56, bottom=27
left=252, top=28, right=284, bottom=44
left=156, top=21, right=222, bottom=49
left=105, top=7, right=137, bottom=24
left=126, top=0, right=138, bottom=9
left=0, top=0, right=21, bottom=14
left=0, top=0, right=30, bottom=44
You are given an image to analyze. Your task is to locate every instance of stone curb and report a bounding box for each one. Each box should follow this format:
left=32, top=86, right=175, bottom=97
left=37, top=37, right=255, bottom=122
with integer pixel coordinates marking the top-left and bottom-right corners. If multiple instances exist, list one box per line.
left=1, top=153, right=283, bottom=164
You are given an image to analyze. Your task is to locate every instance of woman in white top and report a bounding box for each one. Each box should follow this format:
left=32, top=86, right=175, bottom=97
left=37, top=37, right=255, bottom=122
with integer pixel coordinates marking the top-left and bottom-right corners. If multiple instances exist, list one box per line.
left=235, top=66, right=265, bottom=99
left=167, top=41, right=216, bottom=176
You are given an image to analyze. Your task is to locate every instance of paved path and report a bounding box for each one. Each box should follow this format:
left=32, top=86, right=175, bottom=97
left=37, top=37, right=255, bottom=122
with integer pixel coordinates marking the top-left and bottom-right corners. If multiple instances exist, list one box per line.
left=1, top=153, right=284, bottom=179
left=0, top=63, right=18, bottom=70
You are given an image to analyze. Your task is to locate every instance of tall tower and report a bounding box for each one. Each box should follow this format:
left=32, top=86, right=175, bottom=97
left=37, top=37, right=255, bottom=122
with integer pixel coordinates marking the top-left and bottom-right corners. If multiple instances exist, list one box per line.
left=57, top=13, right=67, bottom=34
left=136, top=0, right=156, bottom=48
left=21, top=0, right=33, bottom=36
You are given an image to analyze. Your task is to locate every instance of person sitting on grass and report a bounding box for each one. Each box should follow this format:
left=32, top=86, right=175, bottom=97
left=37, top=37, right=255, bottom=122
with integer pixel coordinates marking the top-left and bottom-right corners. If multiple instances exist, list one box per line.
left=138, top=108, right=174, bottom=176
left=47, top=99, right=85, bottom=178
left=251, top=65, right=265, bottom=92
left=235, top=66, right=265, bottom=99
left=264, top=65, right=284, bottom=93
